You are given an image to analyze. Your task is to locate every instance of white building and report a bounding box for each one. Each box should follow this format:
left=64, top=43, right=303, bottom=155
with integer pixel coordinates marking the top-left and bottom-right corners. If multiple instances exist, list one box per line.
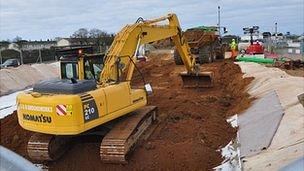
left=56, top=38, right=96, bottom=47
left=19, top=40, right=56, bottom=50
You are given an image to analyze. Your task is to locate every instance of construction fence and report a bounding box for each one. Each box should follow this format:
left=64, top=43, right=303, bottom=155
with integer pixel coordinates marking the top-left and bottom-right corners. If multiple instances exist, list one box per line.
left=0, top=49, right=56, bottom=64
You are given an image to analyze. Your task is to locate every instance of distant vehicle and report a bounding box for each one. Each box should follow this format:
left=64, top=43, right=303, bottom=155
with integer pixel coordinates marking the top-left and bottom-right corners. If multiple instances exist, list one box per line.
left=238, top=36, right=264, bottom=51
left=0, top=59, right=20, bottom=69
left=173, top=26, right=226, bottom=64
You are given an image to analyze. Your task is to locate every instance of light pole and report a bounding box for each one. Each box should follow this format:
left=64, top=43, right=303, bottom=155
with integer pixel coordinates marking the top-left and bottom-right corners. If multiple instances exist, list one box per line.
left=275, top=22, right=278, bottom=40
left=0, top=49, right=2, bottom=65
left=218, top=6, right=221, bottom=37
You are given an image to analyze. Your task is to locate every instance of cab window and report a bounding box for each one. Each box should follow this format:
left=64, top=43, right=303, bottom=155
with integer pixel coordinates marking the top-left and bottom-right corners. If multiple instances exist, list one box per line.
left=84, top=60, right=94, bottom=80
left=84, top=58, right=103, bottom=80
left=61, top=62, right=78, bottom=79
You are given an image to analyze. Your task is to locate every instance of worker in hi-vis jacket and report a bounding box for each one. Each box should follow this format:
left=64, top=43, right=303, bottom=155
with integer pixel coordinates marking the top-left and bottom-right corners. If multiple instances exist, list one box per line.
left=230, top=39, right=237, bottom=59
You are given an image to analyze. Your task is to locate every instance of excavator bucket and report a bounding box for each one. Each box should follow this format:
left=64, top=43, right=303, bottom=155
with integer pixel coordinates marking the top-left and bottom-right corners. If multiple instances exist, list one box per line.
left=180, top=71, right=214, bottom=88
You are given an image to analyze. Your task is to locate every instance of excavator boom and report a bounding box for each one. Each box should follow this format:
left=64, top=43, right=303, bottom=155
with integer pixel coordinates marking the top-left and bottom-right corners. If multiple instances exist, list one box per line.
left=99, top=13, right=213, bottom=87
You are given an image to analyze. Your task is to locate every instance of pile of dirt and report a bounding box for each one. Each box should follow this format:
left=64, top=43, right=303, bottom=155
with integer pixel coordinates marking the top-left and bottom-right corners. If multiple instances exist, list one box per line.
left=183, top=29, right=205, bottom=42
left=280, top=68, right=304, bottom=77
left=0, top=62, right=59, bottom=96
left=151, top=30, right=213, bottom=49
left=151, top=38, right=173, bottom=49
left=0, top=51, right=253, bottom=170
left=0, top=111, right=32, bottom=159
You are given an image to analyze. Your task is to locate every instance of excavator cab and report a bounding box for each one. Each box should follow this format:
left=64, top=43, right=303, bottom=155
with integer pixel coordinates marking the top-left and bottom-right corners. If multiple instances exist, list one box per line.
left=31, top=47, right=104, bottom=95
left=56, top=46, right=104, bottom=82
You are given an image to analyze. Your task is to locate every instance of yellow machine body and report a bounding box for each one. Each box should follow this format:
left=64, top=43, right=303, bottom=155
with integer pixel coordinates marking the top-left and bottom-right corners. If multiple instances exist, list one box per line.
left=17, top=82, right=146, bottom=135
left=17, top=13, right=213, bottom=135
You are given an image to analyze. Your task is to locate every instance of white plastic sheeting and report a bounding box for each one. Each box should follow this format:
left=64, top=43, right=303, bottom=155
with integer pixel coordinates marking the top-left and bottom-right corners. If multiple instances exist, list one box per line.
left=214, top=115, right=242, bottom=171
left=236, top=62, right=304, bottom=171
left=0, top=89, right=32, bottom=119
left=0, top=146, right=40, bottom=171
left=238, top=91, right=284, bottom=157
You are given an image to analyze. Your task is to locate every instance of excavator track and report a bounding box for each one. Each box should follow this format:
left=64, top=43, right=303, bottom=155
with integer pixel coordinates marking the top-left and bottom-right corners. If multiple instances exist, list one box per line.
left=100, top=106, right=157, bottom=163
left=27, top=133, right=70, bottom=161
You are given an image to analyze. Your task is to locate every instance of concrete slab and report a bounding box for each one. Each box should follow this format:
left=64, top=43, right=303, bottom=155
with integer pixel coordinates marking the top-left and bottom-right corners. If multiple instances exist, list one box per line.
left=238, top=90, right=284, bottom=157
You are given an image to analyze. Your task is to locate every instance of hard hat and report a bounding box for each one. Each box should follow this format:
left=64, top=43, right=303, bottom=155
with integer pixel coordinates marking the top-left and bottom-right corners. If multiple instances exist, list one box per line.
left=232, top=39, right=235, bottom=41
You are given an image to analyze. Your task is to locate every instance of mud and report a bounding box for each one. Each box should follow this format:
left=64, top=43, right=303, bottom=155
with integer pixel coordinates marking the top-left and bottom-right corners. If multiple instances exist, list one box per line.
left=0, top=111, right=32, bottom=159
left=0, top=51, right=253, bottom=170
left=152, top=29, right=210, bottom=49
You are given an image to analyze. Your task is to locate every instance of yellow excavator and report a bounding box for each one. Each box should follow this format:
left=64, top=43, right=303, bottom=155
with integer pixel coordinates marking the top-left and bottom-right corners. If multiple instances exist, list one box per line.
left=16, top=13, right=213, bottom=163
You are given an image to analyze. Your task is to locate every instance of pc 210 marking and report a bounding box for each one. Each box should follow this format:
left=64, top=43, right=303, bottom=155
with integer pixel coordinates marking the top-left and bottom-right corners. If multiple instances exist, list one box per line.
left=83, top=100, right=98, bottom=122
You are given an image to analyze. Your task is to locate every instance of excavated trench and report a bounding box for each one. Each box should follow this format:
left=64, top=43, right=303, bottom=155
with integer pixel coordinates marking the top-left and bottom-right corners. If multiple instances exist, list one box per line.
left=0, top=51, right=253, bottom=170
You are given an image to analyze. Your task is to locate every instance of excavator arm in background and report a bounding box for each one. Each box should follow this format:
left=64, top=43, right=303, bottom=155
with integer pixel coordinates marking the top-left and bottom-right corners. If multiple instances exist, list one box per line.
left=100, top=13, right=213, bottom=88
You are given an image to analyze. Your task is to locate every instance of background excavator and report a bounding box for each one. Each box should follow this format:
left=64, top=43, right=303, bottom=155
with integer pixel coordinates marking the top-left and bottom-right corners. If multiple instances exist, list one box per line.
left=16, top=13, right=213, bottom=164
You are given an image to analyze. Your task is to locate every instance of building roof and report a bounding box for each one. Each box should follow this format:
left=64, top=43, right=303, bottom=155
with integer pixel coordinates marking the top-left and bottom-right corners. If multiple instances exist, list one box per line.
left=17, top=40, right=56, bottom=45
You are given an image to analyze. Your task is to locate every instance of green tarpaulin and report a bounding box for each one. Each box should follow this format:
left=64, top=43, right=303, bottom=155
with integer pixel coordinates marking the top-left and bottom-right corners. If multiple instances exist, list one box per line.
left=236, top=55, right=274, bottom=64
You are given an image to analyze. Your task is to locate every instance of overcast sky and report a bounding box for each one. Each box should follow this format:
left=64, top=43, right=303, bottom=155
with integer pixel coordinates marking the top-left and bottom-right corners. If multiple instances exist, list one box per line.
left=0, top=0, right=303, bottom=40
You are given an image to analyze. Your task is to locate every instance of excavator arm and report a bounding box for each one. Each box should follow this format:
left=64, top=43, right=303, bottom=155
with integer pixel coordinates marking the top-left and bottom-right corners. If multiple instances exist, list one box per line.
left=100, top=13, right=213, bottom=87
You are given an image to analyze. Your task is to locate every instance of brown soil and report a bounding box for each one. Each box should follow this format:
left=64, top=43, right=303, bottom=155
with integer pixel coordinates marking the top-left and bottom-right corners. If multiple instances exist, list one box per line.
left=183, top=29, right=205, bottom=42
left=0, top=111, right=32, bottom=159
left=0, top=51, right=253, bottom=170
left=281, top=68, right=304, bottom=77
left=152, top=38, right=173, bottom=49
left=266, top=64, right=304, bottom=77
left=152, top=29, right=215, bottom=49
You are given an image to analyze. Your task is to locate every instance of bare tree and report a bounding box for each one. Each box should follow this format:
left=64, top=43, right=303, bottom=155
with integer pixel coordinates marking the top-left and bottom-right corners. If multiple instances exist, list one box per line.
left=13, top=36, right=22, bottom=42
left=70, top=28, right=115, bottom=52
left=89, top=28, right=104, bottom=38
left=71, top=28, right=89, bottom=38
left=88, top=28, right=113, bottom=46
